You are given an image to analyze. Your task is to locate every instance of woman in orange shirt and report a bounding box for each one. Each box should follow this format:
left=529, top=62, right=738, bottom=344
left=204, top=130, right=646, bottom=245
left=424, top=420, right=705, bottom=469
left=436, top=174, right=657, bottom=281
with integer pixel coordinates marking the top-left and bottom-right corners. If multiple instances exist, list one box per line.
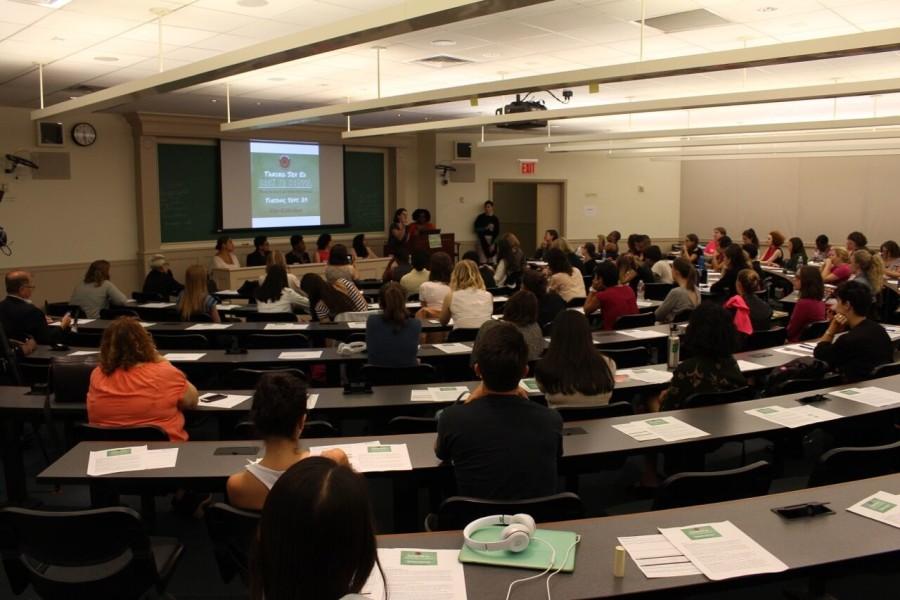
left=87, top=317, right=199, bottom=441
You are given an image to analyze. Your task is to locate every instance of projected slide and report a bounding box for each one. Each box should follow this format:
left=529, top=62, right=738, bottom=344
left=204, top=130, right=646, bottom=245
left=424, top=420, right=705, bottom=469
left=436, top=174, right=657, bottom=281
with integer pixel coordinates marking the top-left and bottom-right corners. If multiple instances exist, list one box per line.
left=250, top=141, right=321, bottom=227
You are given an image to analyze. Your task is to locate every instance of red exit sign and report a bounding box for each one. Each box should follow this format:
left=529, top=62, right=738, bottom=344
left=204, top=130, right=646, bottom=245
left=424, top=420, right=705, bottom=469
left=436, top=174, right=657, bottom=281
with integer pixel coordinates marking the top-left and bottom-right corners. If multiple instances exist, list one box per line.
left=519, top=159, right=538, bottom=175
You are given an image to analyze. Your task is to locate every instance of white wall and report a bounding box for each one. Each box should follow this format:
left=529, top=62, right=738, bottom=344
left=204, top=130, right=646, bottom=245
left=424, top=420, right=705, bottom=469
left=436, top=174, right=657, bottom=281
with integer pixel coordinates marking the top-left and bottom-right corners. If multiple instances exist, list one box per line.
left=434, top=133, right=681, bottom=246
left=0, top=106, right=137, bottom=266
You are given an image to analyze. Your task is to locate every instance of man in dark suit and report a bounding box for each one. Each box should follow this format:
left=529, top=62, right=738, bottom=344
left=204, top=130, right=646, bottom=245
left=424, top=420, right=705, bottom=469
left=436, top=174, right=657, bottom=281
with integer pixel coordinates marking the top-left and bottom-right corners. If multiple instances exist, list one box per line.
left=0, top=271, right=69, bottom=347
left=246, top=235, right=271, bottom=267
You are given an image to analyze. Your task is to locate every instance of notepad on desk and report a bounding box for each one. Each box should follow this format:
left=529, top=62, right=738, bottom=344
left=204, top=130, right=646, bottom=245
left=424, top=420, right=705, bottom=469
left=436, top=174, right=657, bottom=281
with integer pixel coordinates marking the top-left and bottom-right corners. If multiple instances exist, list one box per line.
left=736, top=360, right=768, bottom=372
left=613, top=417, right=708, bottom=442
left=139, top=302, right=174, bottom=309
left=617, top=368, right=673, bottom=384
left=458, top=528, right=579, bottom=573
left=618, top=534, right=701, bottom=578
left=278, top=351, right=322, bottom=360
left=68, top=350, right=99, bottom=356
left=847, top=491, right=900, bottom=528
left=619, top=328, right=663, bottom=339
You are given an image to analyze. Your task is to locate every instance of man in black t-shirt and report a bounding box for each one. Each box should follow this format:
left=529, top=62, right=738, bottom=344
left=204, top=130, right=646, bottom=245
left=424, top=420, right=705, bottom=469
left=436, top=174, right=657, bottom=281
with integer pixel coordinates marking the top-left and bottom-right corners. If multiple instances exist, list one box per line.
left=474, top=200, right=500, bottom=264
left=435, top=323, right=563, bottom=500
left=246, top=235, right=271, bottom=267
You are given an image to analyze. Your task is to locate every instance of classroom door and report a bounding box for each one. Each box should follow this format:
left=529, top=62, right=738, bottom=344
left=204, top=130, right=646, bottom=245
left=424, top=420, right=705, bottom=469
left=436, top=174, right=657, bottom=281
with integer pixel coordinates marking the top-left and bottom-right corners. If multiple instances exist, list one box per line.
left=490, top=182, right=538, bottom=254
left=535, top=182, right=564, bottom=244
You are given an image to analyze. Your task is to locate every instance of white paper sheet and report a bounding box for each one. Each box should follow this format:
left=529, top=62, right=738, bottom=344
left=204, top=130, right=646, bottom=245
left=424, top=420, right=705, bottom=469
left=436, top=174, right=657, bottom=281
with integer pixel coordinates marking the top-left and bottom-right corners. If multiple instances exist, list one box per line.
left=614, top=417, right=709, bottom=442
left=519, top=378, right=541, bottom=393
left=433, top=343, right=470, bottom=354
left=309, top=442, right=412, bottom=472
left=744, top=405, right=842, bottom=429
left=263, top=322, right=309, bottom=330
left=139, top=302, right=175, bottom=308
left=829, top=387, right=900, bottom=407
left=427, top=386, right=470, bottom=402
left=186, top=323, right=232, bottom=330
left=138, top=322, right=156, bottom=328
left=307, top=393, right=319, bottom=409
left=347, top=321, right=367, bottom=329
left=51, top=318, right=96, bottom=327
left=215, top=304, right=239, bottom=311
left=143, top=448, right=179, bottom=470
left=612, top=421, right=661, bottom=442
left=405, top=301, right=422, bottom=308
left=618, top=534, right=702, bottom=578
left=278, top=351, right=323, bottom=359
left=773, top=344, right=815, bottom=357
left=636, top=300, right=655, bottom=308
left=68, top=350, right=99, bottom=356
left=198, top=393, right=252, bottom=409
left=164, top=353, right=206, bottom=361
left=619, top=329, right=663, bottom=339
left=847, top=491, right=900, bottom=528
left=410, top=389, right=437, bottom=402
left=87, top=445, right=147, bottom=476
left=361, top=548, right=467, bottom=600
left=618, top=368, right=673, bottom=384
left=658, top=521, right=787, bottom=581
left=736, top=360, right=768, bottom=372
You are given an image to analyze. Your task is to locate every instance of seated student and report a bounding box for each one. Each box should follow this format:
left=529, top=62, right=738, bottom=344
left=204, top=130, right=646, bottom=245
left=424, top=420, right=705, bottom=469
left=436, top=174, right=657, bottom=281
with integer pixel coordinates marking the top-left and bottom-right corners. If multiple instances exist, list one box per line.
left=352, top=233, right=378, bottom=259
left=880, top=240, right=900, bottom=278
left=616, top=254, right=653, bottom=295
left=472, top=290, right=544, bottom=362
left=850, top=249, right=884, bottom=295
left=553, top=237, right=584, bottom=272
left=313, top=233, right=332, bottom=263
left=417, top=252, right=452, bottom=319
left=227, top=373, right=348, bottom=511
left=656, top=302, right=746, bottom=411
left=177, top=265, right=221, bottom=323
left=708, top=235, right=732, bottom=272
left=0, top=270, right=70, bottom=346
left=535, top=310, right=615, bottom=407
left=546, top=248, right=586, bottom=303
left=579, top=242, right=600, bottom=278
left=250, top=457, right=378, bottom=600
left=681, top=233, right=705, bottom=269
left=522, top=268, right=566, bottom=327
left=399, top=250, right=430, bottom=296
left=462, top=250, right=496, bottom=288
left=87, top=317, right=199, bottom=440
left=533, top=229, right=559, bottom=261
left=212, top=236, right=240, bottom=269
left=704, top=226, right=726, bottom=257
left=284, top=235, right=310, bottom=265
left=644, top=245, right=672, bottom=284
left=584, top=261, right=638, bottom=330
left=786, top=266, right=827, bottom=342
left=783, top=237, right=808, bottom=272
left=382, top=247, right=412, bottom=283
left=325, top=244, right=360, bottom=284
left=655, top=258, right=701, bottom=323
left=741, top=228, right=760, bottom=251
left=70, top=259, right=129, bottom=319
left=814, top=280, right=893, bottom=381
left=386, top=222, right=407, bottom=257
left=724, top=269, right=772, bottom=336
left=366, top=282, right=422, bottom=368
left=247, top=235, right=271, bottom=267
left=710, top=244, right=751, bottom=297
left=821, top=247, right=852, bottom=284
left=256, top=265, right=309, bottom=314
left=604, top=230, right=621, bottom=259
left=494, top=233, right=526, bottom=288
left=142, top=254, right=183, bottom=299
left=846, top=230, right=868, bottom=253
left=812, top=234, right=831, bottom=263
left=440, top=259, right=493, bottom=330
left=300, top=273, right=367, bottom=322
left=436, top=323, right=563, bottom=499
left=257, top=251, right=301, bottom=292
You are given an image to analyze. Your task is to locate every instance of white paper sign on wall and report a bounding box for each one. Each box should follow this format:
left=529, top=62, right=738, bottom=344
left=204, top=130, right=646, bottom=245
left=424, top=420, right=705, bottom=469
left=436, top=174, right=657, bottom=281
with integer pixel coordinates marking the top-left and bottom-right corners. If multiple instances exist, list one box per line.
left=583, top=205, right=597, bottom=217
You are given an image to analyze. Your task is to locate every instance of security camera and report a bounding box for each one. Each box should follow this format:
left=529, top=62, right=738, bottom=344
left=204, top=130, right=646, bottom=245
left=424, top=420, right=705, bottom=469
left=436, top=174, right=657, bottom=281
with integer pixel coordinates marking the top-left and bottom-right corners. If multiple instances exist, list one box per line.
left=435, top=163, right=456, bottom=185
left=5, top=154, right=39, bottom=174
left=562, top=89, right=573, bottom=101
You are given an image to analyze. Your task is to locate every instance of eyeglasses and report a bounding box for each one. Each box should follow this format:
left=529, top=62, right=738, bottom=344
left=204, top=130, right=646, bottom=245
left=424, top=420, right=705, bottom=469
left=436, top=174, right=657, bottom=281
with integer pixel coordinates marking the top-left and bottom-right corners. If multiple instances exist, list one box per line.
left=23, top=284, right=36, bottom=289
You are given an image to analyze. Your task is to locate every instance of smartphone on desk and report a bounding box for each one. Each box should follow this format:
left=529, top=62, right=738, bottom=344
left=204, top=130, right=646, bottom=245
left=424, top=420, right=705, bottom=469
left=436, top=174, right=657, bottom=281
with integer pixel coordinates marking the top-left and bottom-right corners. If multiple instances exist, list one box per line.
left=200, top=394, right=228, bottom=403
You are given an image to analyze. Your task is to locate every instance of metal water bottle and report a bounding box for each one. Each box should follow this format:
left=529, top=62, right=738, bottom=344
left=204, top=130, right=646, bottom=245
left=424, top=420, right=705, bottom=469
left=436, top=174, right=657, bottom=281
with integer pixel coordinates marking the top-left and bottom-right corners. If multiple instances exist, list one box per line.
left=667, top=323, right=680, bottom=370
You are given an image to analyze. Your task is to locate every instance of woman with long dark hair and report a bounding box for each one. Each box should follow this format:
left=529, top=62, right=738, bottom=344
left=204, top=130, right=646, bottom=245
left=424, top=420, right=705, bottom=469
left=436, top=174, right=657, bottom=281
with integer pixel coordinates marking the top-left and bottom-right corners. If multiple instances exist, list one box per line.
left=655, top=257, right=700, bottom=323
left=300, top=273, right=366, bottom=322
left=710, top=243, right=751, bottom=297
left=546, top=248, right=585, bottom=303
left=786, top=266, right=826, bottom=342
left=352, top=234, right=378, bottom=259
left=494, top=233, right=525, bottom=288
left=366, top=282, right=421, bottom=368
left=256, top=264, right=309, bottom=314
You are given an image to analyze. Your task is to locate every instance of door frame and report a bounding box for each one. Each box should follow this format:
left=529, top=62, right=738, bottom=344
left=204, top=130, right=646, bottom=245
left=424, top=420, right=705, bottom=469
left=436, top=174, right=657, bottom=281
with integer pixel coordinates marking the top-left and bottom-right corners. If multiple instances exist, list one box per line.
left=488, top=179, right=568, bottom=238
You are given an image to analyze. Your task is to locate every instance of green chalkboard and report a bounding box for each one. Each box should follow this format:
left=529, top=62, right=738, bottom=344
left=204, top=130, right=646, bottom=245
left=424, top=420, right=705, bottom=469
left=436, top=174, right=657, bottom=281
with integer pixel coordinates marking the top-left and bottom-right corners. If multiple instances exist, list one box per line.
left=158, top=143, right=386, bottom=244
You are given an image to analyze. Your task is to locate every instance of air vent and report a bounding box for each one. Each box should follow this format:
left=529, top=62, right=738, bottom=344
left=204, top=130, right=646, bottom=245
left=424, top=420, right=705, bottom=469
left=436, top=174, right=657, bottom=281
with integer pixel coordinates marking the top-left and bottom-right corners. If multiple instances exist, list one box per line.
left=638, top=9, right=730, bottom=33
left=63, top=84, right=106, bottom=95
left=10, top=0, right=72, bottom=7
left=413, top=55, right=473, bottom=68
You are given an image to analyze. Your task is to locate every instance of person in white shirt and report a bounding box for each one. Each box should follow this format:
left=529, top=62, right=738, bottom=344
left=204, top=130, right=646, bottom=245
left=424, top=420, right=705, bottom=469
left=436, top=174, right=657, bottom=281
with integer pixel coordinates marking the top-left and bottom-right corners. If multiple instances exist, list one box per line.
left=644, top=245, right=673, bottom=284
left=399, top=250, right=431, bottom=296
left=255, top=265, right=309, bottom=314
left=257, top=251, right=301, bottom=292
left=546, top=248, right=586, bottom=304
left=439, top=259, right=493, bottom=330
left=212, top=236, right=240, bottom=270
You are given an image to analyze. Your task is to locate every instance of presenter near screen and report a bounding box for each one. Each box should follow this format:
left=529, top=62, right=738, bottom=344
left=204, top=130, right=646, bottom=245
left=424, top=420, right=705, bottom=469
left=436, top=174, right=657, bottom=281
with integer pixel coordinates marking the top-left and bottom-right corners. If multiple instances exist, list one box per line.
left=474, top=201, right=500, bottom=264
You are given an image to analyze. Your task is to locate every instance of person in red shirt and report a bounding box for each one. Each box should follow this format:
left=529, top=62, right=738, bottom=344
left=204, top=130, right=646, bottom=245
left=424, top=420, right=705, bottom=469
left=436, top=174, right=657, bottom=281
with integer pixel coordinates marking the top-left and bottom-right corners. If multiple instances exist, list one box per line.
left=584, top=261, right=638, bottom=330
left=87, top=317, right=199, bottom=441
left=786, top=266, right=827, bottom=342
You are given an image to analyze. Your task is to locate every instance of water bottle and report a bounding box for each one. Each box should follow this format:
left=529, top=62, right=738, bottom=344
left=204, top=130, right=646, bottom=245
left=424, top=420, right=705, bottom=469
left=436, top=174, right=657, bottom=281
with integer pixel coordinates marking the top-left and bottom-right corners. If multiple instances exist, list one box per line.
left=70, top=313, right=78, bottom=334
left=637, top=280, right=645, bottom=301
left=667, top=323, right=680, bottom=370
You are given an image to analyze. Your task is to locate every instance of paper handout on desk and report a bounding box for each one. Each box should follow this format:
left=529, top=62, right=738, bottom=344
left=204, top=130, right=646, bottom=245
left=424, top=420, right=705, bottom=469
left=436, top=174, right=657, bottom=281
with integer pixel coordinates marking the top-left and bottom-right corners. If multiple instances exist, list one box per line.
left=736, top=360, right=768, bottom=372
left=618, top=534, right=701, bottom=578
left=140, top=302, right=174, bottom=308
left=745, top=404, right=841, bottom=428
left=68, top=350, right=99, bottom=356
left=278, top=350, right=323, bottom=360
left=658, top=521, right=787, bottom=581
left=829, top=387, right=900, bottom=407
left=198, top=393, right=251, bottom=409
left=263, top=322, right=308, bottom=330
left=773, top=344, right=816, bottom=357
left=847, top=491, right=900, bottom=528
left=309, top=441, right=412, bottom=472
left=186, top=323, right=232, bottom=330
left=410, top=386, right=469, bottom=402
left=87, top=445, right=179, bottom=476
left=347, top=321, right=367, bottom=329
left=619, top=328, right=663, bottom=339
left=617, top=368, right=673, bottom=384
left=613, top=417, right=709, bottom=442
left=307, top=393, right=319, bottom=409
left=164, top=353, right=206, bottom=361
left=361, top=548, right=467, bottom=600
left=519, top=378, right=541, bottom=393
left=433, top=343, right=470, bottom=354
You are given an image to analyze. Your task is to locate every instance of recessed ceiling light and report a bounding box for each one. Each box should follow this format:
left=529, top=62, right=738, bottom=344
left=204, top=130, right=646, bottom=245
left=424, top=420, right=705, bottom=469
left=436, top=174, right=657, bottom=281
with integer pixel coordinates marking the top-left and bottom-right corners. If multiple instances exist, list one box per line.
left=267, top=76, right=286, bottom=82
left=93, top=56, right=119, bottom=62
left=237, top=0, right=268, bottom=7
left=431, top=39, right=456, bottom=47
left=757, top=6, right=777, bottom=12
left=10, top=0, right=73, bottom=8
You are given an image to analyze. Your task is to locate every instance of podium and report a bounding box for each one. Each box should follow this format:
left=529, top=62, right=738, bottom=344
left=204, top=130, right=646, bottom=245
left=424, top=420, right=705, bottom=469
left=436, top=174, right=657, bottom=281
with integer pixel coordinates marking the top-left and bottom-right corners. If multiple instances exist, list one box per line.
left=385, top=231, right=456, bottom=259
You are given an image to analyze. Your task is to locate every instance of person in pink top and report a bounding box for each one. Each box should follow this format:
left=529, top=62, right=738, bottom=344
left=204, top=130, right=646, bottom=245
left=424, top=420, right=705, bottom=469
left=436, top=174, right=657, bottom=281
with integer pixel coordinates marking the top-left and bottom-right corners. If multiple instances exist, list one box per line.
left=87, top=317, right=198, bottom=441
left=821, top=247, right=852, bottom=285
left=787, top=266, right=827, bottom=342
left=704, top=226, right=726, bottom=257
left=584, top=261, right=638, bottom=330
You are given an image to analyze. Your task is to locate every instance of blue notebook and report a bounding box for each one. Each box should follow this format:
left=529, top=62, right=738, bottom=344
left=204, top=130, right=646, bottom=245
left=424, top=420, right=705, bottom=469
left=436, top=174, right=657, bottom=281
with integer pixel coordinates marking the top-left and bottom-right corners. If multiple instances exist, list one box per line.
left=458, top=528, right=580, bottom=572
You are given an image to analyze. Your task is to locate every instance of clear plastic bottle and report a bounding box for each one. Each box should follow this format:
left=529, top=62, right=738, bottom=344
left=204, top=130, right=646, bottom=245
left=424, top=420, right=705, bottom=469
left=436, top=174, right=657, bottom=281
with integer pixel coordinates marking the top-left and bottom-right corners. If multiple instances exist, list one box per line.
left=667, top=323, right=680, bottom=370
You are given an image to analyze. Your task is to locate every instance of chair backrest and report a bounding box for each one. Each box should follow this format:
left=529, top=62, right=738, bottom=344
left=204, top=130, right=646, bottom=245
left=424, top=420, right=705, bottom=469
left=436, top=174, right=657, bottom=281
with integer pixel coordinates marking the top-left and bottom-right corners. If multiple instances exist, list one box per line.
left=226, top=367, right=307, bottom=389
left=683, top=385, right=753, bottom=408
left=244, top=333, right=310, bottom=349
left=432, top=492, right=584, bottom=531
left=599, top=346, right=650, bottom=368
left=151, top=333, right=210, bottom=350
left=65, top=331, right=102, bottom=348
left=132, top=291, right=166, bottom=303
left=183, top=312, right=214, bottom=323
left=613, top=312, right=655, bottom=330
left=44, top=302, right=86, bottom=318
left=808, top=440, right=900, bottom=487
left=244, top=312, right=298, bottom=323
left=798, top=320, right=830, bottom=341
left=555, top=401, right=633, bottom=422
left=643, top=282, right=675, bottom=301
left=204, top=503, right=260, bottom=586
left=0, top=506, right=165, bottom=598
left=361, top=364, right=437, bottom=386
left=671, top=308, right=694, bottom=323
left=50, top=356, right=98, bottom=403
left=99, top=308, right=140, bottom=320
left=0, top=322, right=23, bottom=385
left=75, top=423, right=169, bottom=443
left=407, top=293, right=420, bottom=301
left=566, top=297, right=586, bottom=308
left=446, top=328, right=479, bottom=343
left=767, top=373, right=841, bottom=396
left=652, top=461, right=773, bottom=510
left=303, top=420, right=339, bottom=438
left=386, top=416, right=438, bottom=434
left=745, top=326, right=786, bottom=351
left=870, top=361, right=900, bottom=379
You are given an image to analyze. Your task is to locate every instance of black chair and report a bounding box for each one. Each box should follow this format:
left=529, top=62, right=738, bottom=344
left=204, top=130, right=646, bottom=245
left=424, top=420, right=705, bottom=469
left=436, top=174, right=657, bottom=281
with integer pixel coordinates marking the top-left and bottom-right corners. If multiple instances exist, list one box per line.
left=613, top=312, right=655, bottom=329
left=870, top=361, right=900, bottom=379
left=0, top=506, right=183, bottom=600
left=427, top=492, right=584, bottom=532
left=44, top=302, right=85, bottom=318
left=50, top=356, right=98, bottom=403
left=244, top=312, right=298, bottom=323
left=65, top=331, right=102, bottom=348
left=233, top=420, right=336, bottom=439
left=0, top=323, right=23, bottom=385
left=683, top=385, right=754, bottom=408
left=407, top=293, right=420, bottom=301
left=745, top=326, right=786, bottom=350
left=556, top=401, right=633, bottom=422
left=652, top=461, right=773, bottom=510
left=643, top=282, right=675, bottom=301
left=204, top=503, right=259, bottom=586
left=767, top=373, right=841, bottom=396
left=671, top=308, right=694, bottom=323
left=361, top=364, right=437, bottom=386
left=182, top=313, right=213, bottom=323
left=244, top=333, right=310, bottom=349
left=152, top=333, right=210, bottom=350
left=599, top=346, right=650, bottom=368
left=132, top=291, right=166, bottom=303
left=808, top=441, right=900, bottom=487
left=446, top=328, right=479, bottom=343
left=798, top=320, right=830, bottom=341
left=99, top=307, right=140, bottom=320
left=566, top=297, right=586, bottom=308
left=387, top=416, right=438, bottom=434
left=226, top=367, right=307, bottom=389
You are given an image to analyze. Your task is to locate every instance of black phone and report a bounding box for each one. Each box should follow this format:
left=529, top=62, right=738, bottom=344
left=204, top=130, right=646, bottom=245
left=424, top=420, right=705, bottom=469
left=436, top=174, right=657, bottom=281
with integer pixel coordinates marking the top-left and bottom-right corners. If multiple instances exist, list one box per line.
left=214, top=446, right=259, bottom=456
left=772, top=502, right=833, bottom=519
left=201, top=394, right=228, bottom=403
